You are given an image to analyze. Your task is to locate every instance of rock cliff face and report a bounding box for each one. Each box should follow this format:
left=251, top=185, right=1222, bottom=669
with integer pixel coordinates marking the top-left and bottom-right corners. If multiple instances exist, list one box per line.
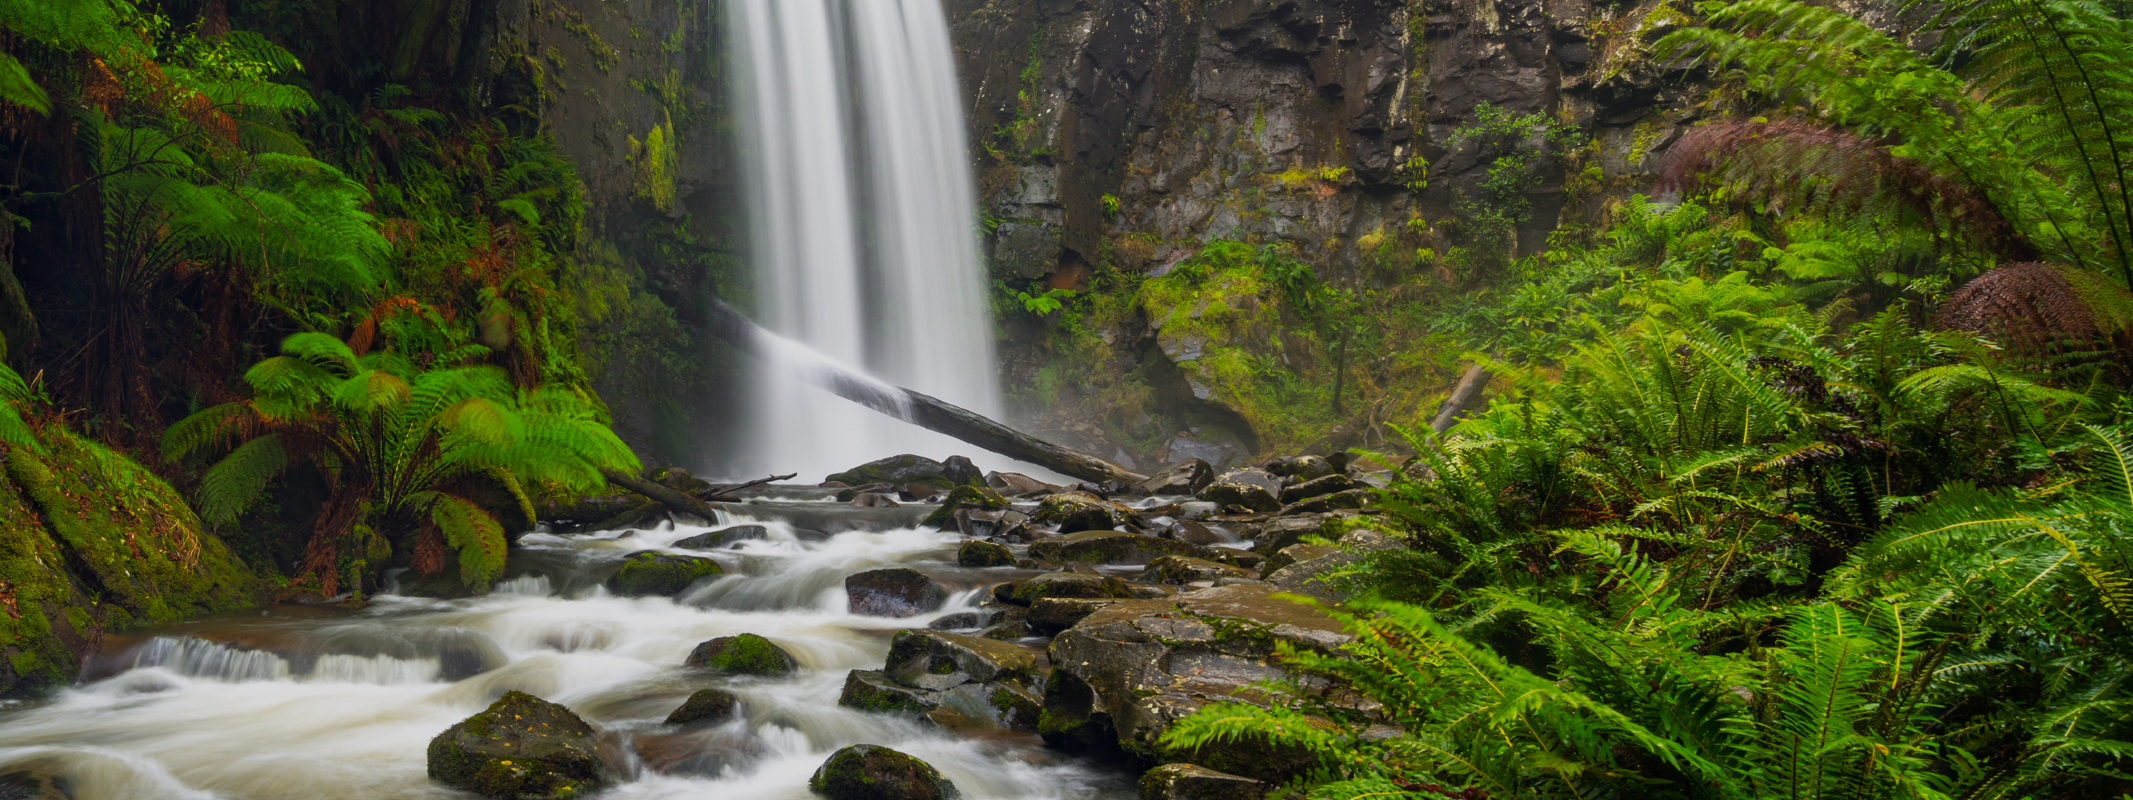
left=946, top=0, right=1702, bottom=466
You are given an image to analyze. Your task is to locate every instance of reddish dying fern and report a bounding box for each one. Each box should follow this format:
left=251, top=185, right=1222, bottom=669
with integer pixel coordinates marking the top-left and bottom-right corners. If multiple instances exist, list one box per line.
left=1659, top=119, right=2037, bottom=261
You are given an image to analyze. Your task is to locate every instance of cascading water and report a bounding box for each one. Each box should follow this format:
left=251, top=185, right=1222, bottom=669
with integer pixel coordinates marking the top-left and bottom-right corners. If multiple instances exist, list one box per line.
left=0, top=492, right=1135, bottom=799
left=727, top=0, right=1000, bottom=481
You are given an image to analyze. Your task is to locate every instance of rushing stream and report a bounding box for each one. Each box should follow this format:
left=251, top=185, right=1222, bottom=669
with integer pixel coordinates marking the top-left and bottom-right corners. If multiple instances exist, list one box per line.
left=0, top=490, right=1137, bottom=799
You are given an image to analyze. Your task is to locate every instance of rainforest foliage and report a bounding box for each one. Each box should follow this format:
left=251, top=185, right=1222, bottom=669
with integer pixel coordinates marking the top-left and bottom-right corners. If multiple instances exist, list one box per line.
left=0, top=0, right=664, bottom=597
left=1159, top=0, right=2133, bottom=795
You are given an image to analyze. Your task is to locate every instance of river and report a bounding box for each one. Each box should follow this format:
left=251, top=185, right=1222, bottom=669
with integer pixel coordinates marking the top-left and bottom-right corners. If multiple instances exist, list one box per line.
left=0, top=488, right=1137, bottom=799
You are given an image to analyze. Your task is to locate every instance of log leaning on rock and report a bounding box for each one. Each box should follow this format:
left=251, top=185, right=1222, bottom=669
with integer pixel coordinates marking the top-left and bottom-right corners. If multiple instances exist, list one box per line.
left=703, top=299, right=1148, bottom=486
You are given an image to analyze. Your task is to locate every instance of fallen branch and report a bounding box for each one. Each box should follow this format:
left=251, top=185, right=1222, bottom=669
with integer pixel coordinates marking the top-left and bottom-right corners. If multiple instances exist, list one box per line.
left=601, top=468, right=721, bottom=522
left=702, top=300, right=1147, bottom=485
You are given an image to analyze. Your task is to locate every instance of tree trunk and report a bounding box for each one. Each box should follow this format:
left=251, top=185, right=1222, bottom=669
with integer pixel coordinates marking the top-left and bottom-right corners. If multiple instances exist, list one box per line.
left=1431, top=364, right=1493, bottom=433
left=701, top=300, right=1148, bottom=485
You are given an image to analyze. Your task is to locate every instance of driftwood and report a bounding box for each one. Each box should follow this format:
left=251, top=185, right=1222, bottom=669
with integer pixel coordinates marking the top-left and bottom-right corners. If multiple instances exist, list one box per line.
left=703, top=299, right=1148, bottom=485
left=1430, top=364, right=1493, bottom=433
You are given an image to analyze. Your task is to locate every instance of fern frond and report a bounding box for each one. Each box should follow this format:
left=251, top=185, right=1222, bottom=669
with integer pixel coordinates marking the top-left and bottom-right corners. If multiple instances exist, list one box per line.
left=197, top=433, right=288, bottom=522
left=426, top=492, right=505, bottom=589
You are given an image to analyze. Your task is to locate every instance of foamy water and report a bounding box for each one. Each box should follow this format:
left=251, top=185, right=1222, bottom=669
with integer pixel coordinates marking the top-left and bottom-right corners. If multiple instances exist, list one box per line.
left=0, top=502, right=1132, bottom=799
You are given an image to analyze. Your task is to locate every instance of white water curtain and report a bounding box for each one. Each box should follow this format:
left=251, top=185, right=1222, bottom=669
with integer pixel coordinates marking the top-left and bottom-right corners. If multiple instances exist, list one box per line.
left=727, top=0, right=1000, bottom=480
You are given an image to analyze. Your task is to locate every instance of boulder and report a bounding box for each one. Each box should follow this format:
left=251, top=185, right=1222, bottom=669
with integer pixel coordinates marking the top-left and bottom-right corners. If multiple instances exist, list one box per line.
left=986, top=471, right=1055, bottom=494
left=1279, top=474, right=1359, bottom=504
left=883, top=630, right=1036, bottom=691
left=664, top=689, right=739, bottom=726
left=827, top=455, right=979, bottom=490
left=1262, top=544, right=1340, bottom=575
left=427, top=691, right=611, bottom=799
left=996, top=572, right=1138, bottom=605
left=1276, top=488, right=1377, bottom=516
left=1194, top=480, right=1271, bottom=516
left=1266, top=456, right=1336, bottom=482
left=851, top=492, right=901, bottom=508
left=1142, top=556, right=1256, bottom=584
left=1139, top=764, right=1267, bottom=800
left=672, top=525, right=768, bottom=550
left=649, top=467, right=714, bottom=493
left=1028, top=597, right=1122, bottom=633
left=835, top=483, right=895, bottom=502
left=809, top=744, right=961, bottom=800
left=608, top=553, right=723, bottom=597
left=684, top=634, right=798, bottom=676
left=1029, top=531, right=1202, bottom=565
left=922, top=486, right=1010, bottom=529
left=928, top=612, right=983, bottom=630
left=956, top=540, right=1016, bottom=568
left=840, top=669, right=940, bottom=714
left=1136, top=459, right=1215, bottom=496
left=1253, top=514, right=1348, bottom=553
left=1161, top=519, right=1230, bottom=546
left=1040, top=584, right=1349, bottom=784
left=1265, top=530, right=1400, bottom=602
left=1032, top=491, right=1130, bottom=532
left=846, top=568, right=947, bottom=617
left=900, top=484, right=946, bottom=502
left=942, top=456, right=983, bottom=488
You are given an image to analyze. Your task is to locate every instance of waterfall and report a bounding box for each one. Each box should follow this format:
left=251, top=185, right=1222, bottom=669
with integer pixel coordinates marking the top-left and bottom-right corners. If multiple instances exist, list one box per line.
left=727, top=0, right=999, bottom=481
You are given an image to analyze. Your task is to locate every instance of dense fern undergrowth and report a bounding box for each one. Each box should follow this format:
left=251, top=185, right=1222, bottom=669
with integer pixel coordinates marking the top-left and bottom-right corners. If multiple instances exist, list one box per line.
left=1145, top=0, right=2133, bottom=794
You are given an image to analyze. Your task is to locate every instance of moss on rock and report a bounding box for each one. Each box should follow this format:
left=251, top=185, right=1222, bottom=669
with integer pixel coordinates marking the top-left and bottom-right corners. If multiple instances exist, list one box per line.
left=426, top=691, right=611, bottom=799
left=1027, top=531, right=1202, bottom=565
left=607, top=552, right=723, bottom=597
left=808, top=744, right=960, bottom=800
left=838, top=668, right=940, bottom=714
left=684, top=633, right=798, bottom=676
left=663, top=688, right=739, bottom=725
left=921, top=485, right=1009, bottom=529
left=956, top=540, right=1015, bottom=568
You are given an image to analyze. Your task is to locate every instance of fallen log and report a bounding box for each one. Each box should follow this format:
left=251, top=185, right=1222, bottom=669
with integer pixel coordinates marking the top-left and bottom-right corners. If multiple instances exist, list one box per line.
left=578, top=473, right=796, bottom=532
left=1430, top=364, right=1493, bottom=433
left=601, top=468, right=722, bottom=522
left=702, top=300, right=1148, bottom=485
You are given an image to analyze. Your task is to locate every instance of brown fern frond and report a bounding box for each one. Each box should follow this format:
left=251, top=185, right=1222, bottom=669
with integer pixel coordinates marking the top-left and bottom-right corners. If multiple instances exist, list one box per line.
left=411, top=522, right=445, bottom=575
left=1659, top=119, right=2037, bottom=261
left=1938, top=261, right=2133, bottom=366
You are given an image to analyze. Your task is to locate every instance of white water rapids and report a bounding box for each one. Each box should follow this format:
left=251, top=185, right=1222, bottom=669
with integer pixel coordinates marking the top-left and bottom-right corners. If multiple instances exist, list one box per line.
left=0, top=495, right=1134, bottom=799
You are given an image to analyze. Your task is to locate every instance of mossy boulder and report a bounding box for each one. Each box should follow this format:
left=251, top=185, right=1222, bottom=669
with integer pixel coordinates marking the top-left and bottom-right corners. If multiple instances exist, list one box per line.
left=839, top=669, right=941, bottom=714
left=672, top=525, right=768, bottom=550
left=1041, top=584, right=1351, bottom=782
left=997, top=572, right=1137, bottom=605
left=883, top=630, right=1035, bottom=691
left=1032, top=492, right=1129, bottom=533
left=845, top=568, right=946, bottom=617
left=827, top=455, right=980, bottom=490
left=1029, top=597, right=1123, bottom=634
left=956, top=540, right=1015, bottom=568
left=1141, top=556, right=1256, bottom=584
left=1276, top=488, right=1376, bottom=516
left=1139, top=764, right=1267, bottom=800
left=1266, top=456, right=1335, bottom=482
left=921, top=485, right=1009, bottom=529
left=663, top=688, right=739, bottom=725
left=426, top=691, right=611, bottom=799
left=607, top=552, right=723, bottom=597
left=809, top=744, right=961, bottom=800
left=1028, top=531, right=1202, bottom=565
left=684, top=634, right=798, bottom=676
left=1136, top=459, right=1215, bottom=496
left=1279, top=473, right=1359, bottom=504
left=2, top=430, right=259, bottom=697
left=1199, top=481, right=1279, bottom=513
